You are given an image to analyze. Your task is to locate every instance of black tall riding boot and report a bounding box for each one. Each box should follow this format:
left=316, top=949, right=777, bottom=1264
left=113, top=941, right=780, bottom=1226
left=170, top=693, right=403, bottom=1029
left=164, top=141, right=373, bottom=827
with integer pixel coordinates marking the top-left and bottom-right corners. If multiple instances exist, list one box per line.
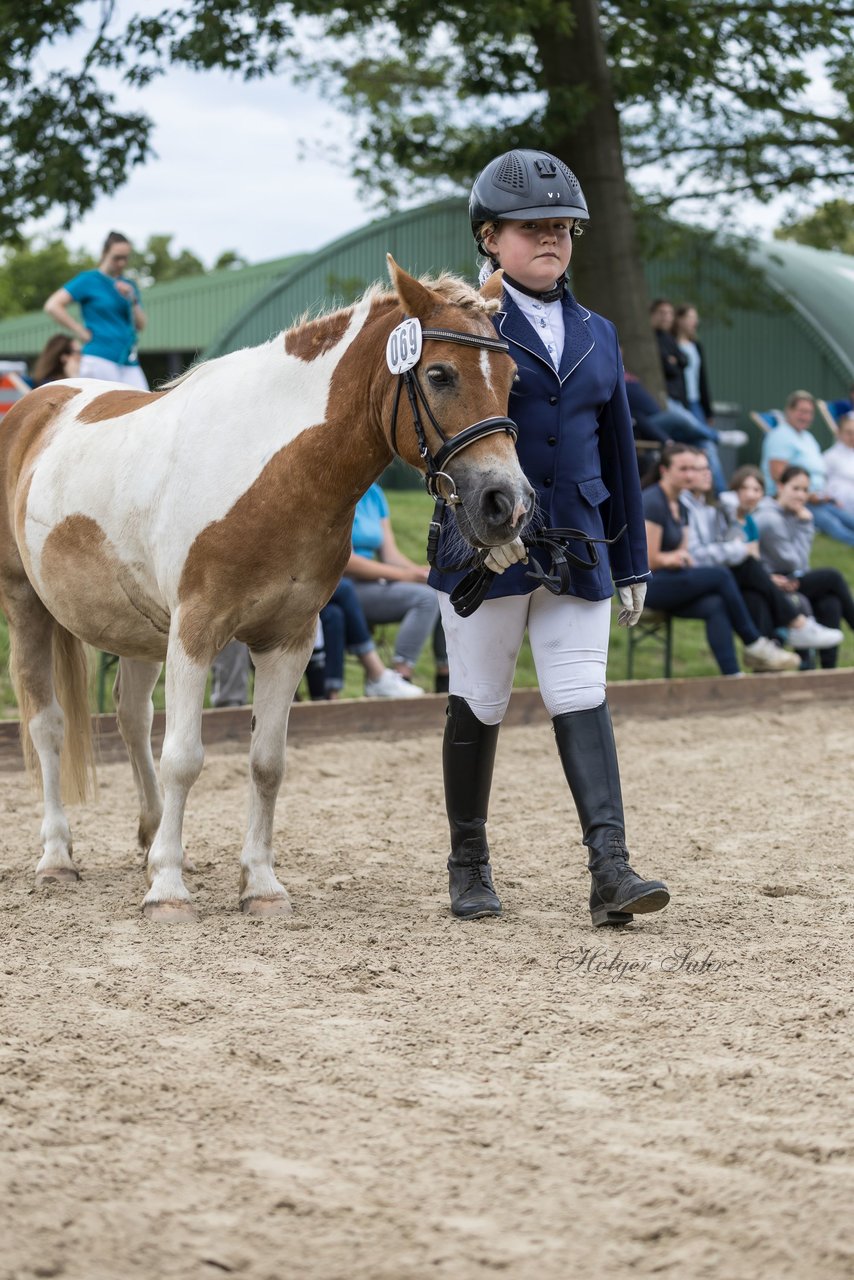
left=444, top=695, right=502, bottom=919
left=552, top=701, right=670, bottom=927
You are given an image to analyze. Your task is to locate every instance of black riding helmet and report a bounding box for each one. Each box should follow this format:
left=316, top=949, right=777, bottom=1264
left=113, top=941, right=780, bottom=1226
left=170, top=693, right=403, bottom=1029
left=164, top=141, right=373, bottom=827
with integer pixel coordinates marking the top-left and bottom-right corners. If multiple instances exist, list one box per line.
left=470, top=149, right=589, bottom=254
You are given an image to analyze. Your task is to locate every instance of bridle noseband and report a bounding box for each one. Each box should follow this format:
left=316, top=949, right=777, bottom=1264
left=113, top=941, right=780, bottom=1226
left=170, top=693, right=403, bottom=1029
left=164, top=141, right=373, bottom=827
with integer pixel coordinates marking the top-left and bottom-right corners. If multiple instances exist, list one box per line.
left=388, top=325, right=517, bottom=503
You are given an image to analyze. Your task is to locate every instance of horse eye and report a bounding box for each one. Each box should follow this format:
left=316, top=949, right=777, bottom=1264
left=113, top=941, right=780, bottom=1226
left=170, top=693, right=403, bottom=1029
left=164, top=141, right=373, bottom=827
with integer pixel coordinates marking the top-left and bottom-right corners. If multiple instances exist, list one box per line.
left=426, top=366, right=452, bottom=385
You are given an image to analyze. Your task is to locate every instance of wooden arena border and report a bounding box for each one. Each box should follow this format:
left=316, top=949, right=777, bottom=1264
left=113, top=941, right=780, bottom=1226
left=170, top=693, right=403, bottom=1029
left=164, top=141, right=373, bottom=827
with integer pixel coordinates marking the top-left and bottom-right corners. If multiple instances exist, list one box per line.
left=0, top=668, right=851, bottom=772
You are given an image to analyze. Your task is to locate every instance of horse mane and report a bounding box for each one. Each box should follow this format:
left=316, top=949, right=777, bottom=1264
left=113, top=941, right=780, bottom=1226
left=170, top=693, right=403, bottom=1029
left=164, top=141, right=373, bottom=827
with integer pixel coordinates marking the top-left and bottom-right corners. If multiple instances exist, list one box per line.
left=158, top=271, right=496, bottom=391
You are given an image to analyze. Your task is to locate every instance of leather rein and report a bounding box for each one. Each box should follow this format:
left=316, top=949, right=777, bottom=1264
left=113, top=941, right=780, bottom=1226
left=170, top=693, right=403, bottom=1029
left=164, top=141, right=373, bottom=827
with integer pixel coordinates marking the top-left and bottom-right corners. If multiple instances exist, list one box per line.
left=387, top=323, right=625, bottom=617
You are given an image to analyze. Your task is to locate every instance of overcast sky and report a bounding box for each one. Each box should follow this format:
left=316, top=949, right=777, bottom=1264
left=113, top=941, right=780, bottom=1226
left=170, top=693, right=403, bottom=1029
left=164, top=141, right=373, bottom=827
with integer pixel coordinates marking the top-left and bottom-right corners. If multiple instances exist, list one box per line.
left=26, top=5, right=836, bottom=269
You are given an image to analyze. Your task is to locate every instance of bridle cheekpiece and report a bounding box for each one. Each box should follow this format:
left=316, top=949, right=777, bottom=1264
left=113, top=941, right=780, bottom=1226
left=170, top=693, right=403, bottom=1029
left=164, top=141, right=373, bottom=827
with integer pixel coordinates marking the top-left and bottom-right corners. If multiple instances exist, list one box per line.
left=386, top=316, right=517, bottom=503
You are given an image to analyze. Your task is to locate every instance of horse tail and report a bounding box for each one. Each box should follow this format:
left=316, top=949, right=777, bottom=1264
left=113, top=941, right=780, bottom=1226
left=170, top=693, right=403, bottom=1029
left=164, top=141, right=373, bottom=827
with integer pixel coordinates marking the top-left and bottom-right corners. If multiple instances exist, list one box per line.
left=52, top=626, right=96, bottom=803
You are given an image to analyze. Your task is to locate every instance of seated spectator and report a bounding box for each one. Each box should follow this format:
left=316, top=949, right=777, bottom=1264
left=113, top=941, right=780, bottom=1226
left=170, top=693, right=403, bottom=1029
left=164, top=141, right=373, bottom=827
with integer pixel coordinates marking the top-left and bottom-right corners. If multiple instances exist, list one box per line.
left=210, top=639, right=252, bottom=708
left=346, top=482, right=447, bottom=688
left=686, top=457, right=840, bottom=655
left=306, top=578, right=423, bottom=700
left=760, top=389, right=854, bottom=547
left=642, top=444, right=798, bottom=675
left=31, top=334, right=83, bottom=386
left=823, top=413, right=854, bottom=516
left=755, top=465, right=854, bottom=670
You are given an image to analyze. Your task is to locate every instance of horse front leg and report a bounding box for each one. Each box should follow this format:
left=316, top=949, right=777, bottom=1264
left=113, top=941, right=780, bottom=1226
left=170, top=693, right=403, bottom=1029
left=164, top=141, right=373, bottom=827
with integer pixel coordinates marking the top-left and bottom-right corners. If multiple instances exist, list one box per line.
left=142, top=635, right=208, bottom=922
left=239, top=641, right=313, bottom=917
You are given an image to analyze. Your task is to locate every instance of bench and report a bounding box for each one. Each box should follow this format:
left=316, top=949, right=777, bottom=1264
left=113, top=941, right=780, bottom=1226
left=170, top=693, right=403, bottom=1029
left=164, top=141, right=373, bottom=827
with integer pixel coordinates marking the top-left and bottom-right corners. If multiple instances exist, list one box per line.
left=626, top=609, right=674, bottom=679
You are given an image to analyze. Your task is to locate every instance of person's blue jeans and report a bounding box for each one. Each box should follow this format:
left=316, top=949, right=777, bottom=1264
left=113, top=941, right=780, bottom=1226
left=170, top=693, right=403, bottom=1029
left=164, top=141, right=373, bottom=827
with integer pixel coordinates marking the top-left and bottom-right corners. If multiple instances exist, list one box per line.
left=645, top=566, right=761, bottom=675
left=811, top=503, right=854, bottom=548
left=318, top=578, right=376, bottom=693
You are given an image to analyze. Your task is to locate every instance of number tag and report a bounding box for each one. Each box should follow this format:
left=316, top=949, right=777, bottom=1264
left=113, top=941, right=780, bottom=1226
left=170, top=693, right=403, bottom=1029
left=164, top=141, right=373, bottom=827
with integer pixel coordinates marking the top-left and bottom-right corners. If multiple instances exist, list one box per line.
left=386, top=318, right=422, bottom=374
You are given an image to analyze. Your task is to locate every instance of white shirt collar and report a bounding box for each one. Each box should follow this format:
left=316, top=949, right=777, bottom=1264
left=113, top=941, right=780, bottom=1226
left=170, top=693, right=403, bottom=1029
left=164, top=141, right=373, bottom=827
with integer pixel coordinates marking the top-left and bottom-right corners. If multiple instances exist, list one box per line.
left=503, top=281, right=565, bottom=370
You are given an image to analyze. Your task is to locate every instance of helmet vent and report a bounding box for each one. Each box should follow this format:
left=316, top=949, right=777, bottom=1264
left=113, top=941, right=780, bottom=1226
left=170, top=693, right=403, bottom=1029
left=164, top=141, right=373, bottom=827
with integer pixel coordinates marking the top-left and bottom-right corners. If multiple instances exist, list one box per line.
left=494, top=151, right=527, bottom=191
left=557, top=160, right=580, bottom=195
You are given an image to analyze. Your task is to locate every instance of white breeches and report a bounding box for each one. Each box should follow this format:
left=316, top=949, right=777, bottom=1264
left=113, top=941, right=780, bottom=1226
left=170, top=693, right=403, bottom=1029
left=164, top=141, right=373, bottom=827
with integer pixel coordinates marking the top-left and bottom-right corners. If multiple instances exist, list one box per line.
left=79, top=355, right=149, bottom=388
left=438, top=588, right=611, bottom=725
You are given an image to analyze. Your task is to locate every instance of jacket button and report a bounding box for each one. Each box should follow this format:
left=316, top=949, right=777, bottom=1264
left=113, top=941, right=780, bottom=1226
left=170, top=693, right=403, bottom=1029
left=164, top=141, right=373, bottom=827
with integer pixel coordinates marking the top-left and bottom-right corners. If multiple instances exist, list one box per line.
left=549, top=395, right=558, bottom=405
left=543, top=477, right=553, bottom=487
left=547, top=435, right=557, bottom=446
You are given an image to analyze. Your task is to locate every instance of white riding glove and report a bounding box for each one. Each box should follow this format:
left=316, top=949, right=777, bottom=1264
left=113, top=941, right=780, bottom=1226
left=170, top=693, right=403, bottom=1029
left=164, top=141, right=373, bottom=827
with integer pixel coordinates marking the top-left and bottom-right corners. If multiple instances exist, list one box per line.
left=484, top=537, right=528, bottom=574
left=617, top=582, right=647, bottom=627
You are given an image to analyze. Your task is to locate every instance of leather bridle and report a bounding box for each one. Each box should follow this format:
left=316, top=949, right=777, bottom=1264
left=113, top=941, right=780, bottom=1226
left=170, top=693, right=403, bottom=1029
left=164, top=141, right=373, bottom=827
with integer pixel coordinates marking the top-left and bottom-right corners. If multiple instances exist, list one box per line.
left=386, top=320, right=627, bottom=618
left=388, top=325, right=518, bottom=503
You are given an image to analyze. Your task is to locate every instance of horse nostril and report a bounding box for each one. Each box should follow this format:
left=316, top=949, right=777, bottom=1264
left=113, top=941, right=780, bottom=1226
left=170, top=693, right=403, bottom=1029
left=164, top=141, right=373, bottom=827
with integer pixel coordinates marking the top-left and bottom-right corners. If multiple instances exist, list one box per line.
left=480, top=487, right=513, bottom=527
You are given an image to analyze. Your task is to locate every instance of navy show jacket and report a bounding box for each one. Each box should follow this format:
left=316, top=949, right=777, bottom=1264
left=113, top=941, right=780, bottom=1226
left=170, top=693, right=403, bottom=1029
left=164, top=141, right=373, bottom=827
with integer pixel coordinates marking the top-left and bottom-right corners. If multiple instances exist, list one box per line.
left=429, top=288, right=651, bottom=602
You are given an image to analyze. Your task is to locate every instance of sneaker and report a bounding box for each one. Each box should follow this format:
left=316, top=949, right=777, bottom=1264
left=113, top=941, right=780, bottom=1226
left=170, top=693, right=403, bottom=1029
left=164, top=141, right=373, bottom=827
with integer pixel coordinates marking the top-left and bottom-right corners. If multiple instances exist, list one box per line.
left=743, top=637, right=801, bottom=672
left=783, top=618, right=844, bottom=650
left=718, top=429, right=749, bottom=448
left=364, top=669, right=425, bottom=699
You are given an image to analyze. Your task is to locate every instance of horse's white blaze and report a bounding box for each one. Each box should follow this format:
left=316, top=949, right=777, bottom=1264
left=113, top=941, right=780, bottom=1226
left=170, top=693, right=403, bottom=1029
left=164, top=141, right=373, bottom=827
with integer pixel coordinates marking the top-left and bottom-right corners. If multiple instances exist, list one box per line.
left=23, top=301, right=371, bottom=601
left=480, top=348, right=494, bottom=393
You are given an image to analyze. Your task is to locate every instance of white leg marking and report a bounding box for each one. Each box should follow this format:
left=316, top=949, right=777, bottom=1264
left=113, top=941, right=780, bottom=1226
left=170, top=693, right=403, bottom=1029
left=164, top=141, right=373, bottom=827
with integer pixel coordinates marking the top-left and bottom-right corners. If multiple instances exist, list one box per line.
left=143, top=633, right=208, bottom=915
left=31, top=701, right=76, bottom=879
left=239, top=640, right=314, bottom=913
left=115, top=658, right=164, bottom=851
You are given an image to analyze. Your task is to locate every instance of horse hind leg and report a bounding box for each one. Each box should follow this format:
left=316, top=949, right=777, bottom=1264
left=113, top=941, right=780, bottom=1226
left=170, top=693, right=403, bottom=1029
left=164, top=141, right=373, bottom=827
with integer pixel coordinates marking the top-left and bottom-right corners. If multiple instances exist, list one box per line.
left=114, top=657, right=164, bottom=853
left=5, top=583, right=80, bottom=881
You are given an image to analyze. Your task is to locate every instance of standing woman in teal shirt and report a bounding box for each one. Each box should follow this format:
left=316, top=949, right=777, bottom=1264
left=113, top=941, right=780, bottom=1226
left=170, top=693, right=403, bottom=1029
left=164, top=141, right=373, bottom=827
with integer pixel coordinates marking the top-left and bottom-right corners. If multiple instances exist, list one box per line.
left=44, top=231, right=148, bottom=388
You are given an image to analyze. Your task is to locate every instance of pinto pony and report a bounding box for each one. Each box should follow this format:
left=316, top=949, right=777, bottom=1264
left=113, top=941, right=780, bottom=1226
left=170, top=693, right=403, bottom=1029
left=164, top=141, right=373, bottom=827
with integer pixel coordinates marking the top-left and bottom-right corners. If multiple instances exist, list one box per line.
left=0, top=259, right=532, bottom=920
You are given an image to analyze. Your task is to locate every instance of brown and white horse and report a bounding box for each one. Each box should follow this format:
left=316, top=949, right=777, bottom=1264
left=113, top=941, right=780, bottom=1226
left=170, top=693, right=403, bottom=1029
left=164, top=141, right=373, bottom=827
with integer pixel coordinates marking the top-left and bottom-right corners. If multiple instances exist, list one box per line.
left=0, top=258, right=532, bottom=920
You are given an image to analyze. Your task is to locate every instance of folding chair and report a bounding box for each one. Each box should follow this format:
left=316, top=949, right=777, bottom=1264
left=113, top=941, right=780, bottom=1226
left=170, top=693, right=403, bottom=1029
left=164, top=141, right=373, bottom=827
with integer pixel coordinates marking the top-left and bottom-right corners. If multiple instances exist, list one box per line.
left=816, top=400, right=840, bottom=439
left=749, top=410, right=781, bottom=434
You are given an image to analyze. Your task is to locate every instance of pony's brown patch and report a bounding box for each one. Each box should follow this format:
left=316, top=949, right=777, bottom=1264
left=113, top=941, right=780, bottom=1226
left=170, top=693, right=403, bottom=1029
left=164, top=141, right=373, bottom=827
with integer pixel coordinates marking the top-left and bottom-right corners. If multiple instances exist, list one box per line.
left=39, top=515, right=169, bottom=660
left=284, top=310, right=352, bottom=362
left=77, top=389, right=165, bottom=423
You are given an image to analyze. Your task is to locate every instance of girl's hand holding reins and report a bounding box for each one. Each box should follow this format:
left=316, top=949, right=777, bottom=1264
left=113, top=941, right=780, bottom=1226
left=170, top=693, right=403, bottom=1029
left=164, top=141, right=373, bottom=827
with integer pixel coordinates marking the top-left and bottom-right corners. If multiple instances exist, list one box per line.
left=484, top=537, right=528, bottom=574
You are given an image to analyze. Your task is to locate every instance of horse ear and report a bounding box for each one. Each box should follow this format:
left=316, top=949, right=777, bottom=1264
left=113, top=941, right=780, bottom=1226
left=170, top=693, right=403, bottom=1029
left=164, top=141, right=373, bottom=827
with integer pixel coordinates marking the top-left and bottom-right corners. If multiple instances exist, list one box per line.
left=479, top=269, right=504, bottom=302
left=386, top=254, right=439, bottom=320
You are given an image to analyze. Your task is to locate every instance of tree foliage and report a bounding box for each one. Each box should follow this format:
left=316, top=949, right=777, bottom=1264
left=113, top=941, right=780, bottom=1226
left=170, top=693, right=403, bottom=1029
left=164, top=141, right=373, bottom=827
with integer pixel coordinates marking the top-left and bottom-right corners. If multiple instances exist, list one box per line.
left=0, top=233, right=243, bottom=320
left=0, top=237, right=94, bottom=318
left=133, top=234, right=206, bottom=287
left=775, top=198, right=854, bottom=254
left=4, top=2, right=853, bottom=391
left=3, top=2, right=853, bottom=240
